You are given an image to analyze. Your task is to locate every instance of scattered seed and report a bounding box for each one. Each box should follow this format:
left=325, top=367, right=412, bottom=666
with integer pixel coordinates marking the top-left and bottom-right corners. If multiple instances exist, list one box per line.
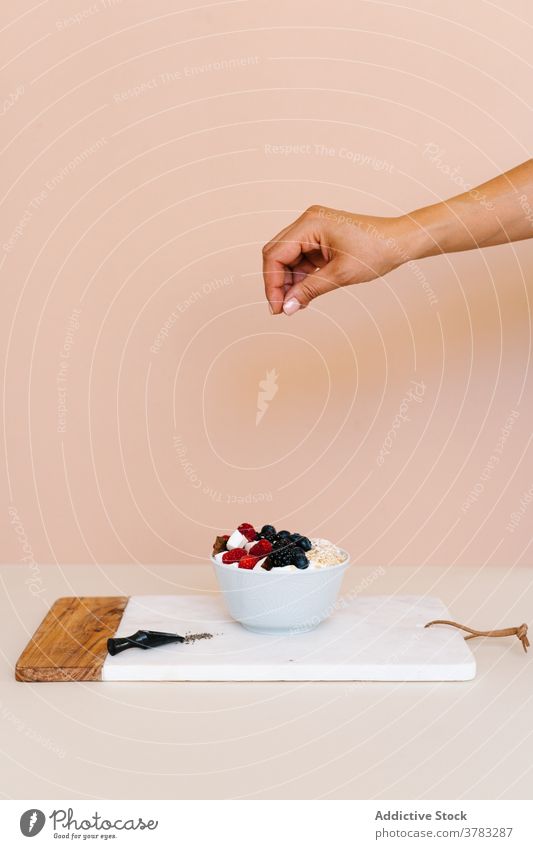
left=183, top=632, right=214, bottom=644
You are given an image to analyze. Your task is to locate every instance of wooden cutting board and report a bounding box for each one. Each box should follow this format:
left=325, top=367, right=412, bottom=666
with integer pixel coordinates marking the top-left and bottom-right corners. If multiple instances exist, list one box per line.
left=16, top=596, right=128, bottom=681
left=16, top=594, right=476, bottom=682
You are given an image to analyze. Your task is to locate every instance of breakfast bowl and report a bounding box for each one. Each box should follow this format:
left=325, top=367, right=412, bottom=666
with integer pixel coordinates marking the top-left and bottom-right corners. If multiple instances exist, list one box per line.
left=211, top=546, right=350, bottom=635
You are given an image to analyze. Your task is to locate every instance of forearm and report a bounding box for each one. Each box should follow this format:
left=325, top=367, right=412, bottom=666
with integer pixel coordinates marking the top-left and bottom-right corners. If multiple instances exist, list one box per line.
left=401, top=159, right=533, bottom=261
left=262, top=159, right=533, bottom=312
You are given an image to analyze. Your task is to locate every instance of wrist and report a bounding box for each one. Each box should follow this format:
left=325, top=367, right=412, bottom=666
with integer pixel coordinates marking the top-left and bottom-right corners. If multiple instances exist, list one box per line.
left=389, top=213, right=433, bottom=265
left=396, top=200, right=474, bottom=261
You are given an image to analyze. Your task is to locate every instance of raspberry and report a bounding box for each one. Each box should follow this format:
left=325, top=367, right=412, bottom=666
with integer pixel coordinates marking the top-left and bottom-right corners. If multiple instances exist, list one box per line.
left=249, top=538, right=272, bottom=557
left=238, top=555, right=258, bottom=570
left=222, top=548, right=246, bottom=564
left=238, top=523, right=257, bottom=542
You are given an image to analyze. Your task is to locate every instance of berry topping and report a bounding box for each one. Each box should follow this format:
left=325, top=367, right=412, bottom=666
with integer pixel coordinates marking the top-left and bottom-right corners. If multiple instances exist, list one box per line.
left=238, top=555, right=258, bottom=570
left=212, top=522, right=340, bottom=572
left=259, top=525, right=276, bottom=542
left=268, top=540, right=298, bottom=568
left=296, top=536, right=312, bottom=552
left=293, top=550, right=309, bottom=569
left=249, top=538, right=272, bottom=557
left=238, top=523, right=257, bottom=542
left=221, top=548, right=246, bottom=564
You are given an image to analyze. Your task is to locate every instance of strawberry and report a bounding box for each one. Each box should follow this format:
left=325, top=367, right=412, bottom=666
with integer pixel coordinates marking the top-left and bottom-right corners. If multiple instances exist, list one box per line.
left=222, top=548, right=246, bottom=564
left=238, top=555, right=258, bottom=570
left=238, top=523, right=257, bottom=542
left=249, top=538, right=272, bottom=557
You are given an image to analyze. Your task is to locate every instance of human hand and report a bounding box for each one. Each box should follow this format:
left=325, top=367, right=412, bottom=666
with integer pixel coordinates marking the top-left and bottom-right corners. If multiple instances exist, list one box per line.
left=262, top=205, right=416, bottom=315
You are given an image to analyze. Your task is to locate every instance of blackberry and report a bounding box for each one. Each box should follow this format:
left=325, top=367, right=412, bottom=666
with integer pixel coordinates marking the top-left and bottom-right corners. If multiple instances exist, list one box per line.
left=268, top=540, right=297, bottom=568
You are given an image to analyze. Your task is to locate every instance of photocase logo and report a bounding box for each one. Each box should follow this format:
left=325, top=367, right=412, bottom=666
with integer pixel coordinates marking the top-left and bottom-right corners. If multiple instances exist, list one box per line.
left=19, top=806, right=159, bottom=837
left=256, top=368, right=279, bottom=425
left=20, top=809, right=46, bottom=837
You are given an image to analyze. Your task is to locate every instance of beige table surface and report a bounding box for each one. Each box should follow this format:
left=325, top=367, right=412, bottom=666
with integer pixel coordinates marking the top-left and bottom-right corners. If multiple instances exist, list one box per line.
left=1, top=563, right=531, bottom=800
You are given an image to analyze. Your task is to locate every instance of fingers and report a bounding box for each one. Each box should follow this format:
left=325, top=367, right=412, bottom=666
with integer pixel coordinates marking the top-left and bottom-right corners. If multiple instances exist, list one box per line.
left=262, top=222, right=320, bottom=314
left=281, top=258, right=348, bottom=315
left=262, top=254, right=291, bottom=314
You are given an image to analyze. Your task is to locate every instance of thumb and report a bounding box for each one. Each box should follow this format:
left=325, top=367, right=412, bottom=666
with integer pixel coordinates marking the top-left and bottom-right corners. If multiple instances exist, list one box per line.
left=282, top=258, right=347, bottom=315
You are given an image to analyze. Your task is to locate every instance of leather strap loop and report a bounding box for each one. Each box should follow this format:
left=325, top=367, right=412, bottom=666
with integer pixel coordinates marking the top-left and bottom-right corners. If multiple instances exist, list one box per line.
left=424, top=620, right=529, bottom=653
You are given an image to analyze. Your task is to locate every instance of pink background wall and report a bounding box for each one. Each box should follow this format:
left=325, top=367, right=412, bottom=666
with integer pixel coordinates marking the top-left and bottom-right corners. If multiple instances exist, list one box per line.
left=2, top=0, right=532, bottom=567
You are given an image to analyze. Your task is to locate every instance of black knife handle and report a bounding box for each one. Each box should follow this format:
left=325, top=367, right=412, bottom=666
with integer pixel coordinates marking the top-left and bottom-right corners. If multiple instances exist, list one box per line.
left=107, top=636, right=145, bottom=656
left=107, top=629, right=185, bottom=656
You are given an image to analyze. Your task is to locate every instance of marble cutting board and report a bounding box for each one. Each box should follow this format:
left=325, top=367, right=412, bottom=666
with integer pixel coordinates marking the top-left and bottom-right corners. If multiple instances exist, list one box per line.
left=101, top=594, right=476, bottom=681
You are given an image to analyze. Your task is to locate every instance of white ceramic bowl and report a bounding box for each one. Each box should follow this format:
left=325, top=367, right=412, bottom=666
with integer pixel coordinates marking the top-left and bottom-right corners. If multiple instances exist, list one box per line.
left=211, top=551, right=350, bottom=635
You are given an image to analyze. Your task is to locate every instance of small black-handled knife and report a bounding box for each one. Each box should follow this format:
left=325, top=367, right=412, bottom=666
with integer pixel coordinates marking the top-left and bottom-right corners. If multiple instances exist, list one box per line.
left=107, top=629, right=185, bottom=656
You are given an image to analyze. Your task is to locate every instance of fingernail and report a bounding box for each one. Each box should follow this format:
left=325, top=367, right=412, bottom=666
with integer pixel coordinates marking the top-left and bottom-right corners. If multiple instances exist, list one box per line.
left=268, top=303, right=274, bottom=314
left=283, top=297, right=301, bottom=316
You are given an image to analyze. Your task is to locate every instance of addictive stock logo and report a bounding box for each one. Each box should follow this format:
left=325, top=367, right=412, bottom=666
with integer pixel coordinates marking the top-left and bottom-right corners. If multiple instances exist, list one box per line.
left=20, top=809, right=46, bottom=837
